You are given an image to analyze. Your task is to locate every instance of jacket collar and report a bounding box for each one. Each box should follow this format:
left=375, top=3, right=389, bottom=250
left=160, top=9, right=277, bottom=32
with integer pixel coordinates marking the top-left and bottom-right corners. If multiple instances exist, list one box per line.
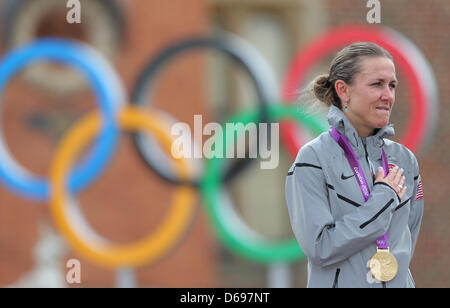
left=327, top=105, right=395, bottom=158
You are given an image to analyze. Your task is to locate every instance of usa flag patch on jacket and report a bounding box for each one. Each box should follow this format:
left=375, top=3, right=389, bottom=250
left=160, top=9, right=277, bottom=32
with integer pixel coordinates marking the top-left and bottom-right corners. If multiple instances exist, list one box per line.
left=415, top=178, right=424, bottom=201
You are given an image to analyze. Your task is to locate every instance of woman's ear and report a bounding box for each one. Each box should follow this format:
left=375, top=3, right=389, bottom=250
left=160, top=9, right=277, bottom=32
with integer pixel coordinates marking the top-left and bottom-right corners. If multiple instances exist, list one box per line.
left=335, top=80, right=350, bottom=104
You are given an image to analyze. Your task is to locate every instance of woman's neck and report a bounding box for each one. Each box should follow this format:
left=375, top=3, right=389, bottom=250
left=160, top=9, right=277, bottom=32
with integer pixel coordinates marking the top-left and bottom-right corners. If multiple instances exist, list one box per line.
left=345, top=113, right=375, bottom=138
left=357, top=127, right=375, bottom=138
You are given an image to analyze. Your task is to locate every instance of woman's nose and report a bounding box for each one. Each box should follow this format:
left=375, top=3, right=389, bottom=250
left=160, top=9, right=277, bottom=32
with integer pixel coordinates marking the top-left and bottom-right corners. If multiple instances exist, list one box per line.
left=381, top=85, right=395, bottom=102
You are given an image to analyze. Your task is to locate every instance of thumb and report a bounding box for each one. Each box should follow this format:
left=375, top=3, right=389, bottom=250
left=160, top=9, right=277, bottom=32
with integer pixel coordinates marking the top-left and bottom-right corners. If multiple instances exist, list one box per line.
left=375, top=167, right=385, bottom=181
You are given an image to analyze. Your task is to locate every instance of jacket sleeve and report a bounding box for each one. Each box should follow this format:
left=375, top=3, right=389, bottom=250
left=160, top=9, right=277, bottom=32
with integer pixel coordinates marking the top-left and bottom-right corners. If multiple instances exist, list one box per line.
left=285, top=145, right=400, bottom=268
left=408, top=155, right=424, bottom=256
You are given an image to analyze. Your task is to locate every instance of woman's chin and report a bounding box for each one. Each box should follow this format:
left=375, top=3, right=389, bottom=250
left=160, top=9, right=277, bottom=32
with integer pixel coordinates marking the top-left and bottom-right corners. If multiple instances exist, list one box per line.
left=374, top=118, right=390, bottom=128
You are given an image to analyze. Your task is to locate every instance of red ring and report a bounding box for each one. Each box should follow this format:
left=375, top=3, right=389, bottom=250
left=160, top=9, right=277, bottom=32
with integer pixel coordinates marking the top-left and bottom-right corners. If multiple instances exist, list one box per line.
left=281, top=25, right=428, bottom=158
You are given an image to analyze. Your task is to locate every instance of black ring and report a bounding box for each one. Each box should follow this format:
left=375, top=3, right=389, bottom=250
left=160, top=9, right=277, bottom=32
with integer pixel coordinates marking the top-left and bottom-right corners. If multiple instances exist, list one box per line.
left=131, top=32, right=278, bottom=187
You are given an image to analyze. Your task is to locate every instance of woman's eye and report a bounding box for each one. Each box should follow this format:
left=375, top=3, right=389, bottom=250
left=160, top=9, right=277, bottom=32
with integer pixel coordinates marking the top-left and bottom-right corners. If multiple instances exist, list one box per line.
left=371, top=82, right=382, bottom=86
left=389, top=84, right=396, bottom=89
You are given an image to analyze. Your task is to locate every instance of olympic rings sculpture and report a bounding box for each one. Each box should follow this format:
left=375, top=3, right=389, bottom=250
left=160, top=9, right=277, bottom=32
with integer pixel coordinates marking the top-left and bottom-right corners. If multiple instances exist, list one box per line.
left=0, top=24, right=438, bottom=269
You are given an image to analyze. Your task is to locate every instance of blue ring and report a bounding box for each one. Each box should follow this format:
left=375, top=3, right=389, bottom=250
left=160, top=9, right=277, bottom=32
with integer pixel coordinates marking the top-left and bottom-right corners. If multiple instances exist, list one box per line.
left=0, top=38, right=124, bottom=201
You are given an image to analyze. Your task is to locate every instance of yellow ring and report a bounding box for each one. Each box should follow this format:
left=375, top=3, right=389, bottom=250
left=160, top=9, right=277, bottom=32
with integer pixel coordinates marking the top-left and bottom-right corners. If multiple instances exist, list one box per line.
left=49, top=106, right=196, bottom=268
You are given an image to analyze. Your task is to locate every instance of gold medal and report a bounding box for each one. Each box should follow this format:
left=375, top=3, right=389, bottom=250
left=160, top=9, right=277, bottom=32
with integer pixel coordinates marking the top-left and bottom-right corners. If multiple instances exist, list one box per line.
left=369, top=247, right=398, bottom=282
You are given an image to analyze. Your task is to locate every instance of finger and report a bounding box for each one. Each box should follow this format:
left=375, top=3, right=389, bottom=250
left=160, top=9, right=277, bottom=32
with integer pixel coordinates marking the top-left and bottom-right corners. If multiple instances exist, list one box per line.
left=399, top=185, right=407, bottom=201
left=394, top=168, right=404, bottom=184
left=375, top=167, right=385, bottom=182
left=400, top=175, right=406, bottom=187
left=395, top=175, right=406, bottom=192
left=386, top=165, right=399, bottom=181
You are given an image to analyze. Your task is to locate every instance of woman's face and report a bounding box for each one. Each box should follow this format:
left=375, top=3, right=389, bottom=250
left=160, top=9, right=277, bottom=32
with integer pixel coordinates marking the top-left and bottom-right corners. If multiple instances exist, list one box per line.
left=339, top=56, right=397, bottom=137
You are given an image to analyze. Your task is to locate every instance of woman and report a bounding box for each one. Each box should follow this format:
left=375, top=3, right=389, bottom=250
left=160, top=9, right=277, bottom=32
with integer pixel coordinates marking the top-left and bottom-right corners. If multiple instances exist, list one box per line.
left=285, top=42, right=424, bottom=288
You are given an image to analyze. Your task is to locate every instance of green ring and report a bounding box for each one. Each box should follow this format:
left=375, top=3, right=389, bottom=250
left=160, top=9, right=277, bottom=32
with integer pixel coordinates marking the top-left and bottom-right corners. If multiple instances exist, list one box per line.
left=200, top=103, right=328, bottom=263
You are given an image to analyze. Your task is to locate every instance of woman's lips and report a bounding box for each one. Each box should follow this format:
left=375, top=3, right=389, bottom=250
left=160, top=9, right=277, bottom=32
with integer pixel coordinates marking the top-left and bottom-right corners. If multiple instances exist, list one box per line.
left=375, top=107, right=390, bottom=115
left=376, top=106, right=390, bottom=111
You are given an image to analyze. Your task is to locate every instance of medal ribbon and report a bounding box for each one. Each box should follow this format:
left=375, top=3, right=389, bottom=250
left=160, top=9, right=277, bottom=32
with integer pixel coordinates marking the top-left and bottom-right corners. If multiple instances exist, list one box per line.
left=331, top=127, right=389, bottom=250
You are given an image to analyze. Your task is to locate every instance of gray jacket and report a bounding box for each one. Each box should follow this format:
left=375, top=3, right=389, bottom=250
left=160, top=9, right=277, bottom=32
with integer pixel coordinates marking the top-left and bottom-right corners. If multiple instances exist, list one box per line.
left=285, top=105, right=424, bottom=288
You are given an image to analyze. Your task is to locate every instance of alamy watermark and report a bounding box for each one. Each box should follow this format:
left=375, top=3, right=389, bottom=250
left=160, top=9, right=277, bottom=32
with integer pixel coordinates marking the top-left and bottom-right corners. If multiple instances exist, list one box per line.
left=366, top=0, right=381, bottom=24
left=66, top=258, right=81, bottom=284
left=66, top=0, right=81, bottom=24
left=171, top=115, right=280, bottom=170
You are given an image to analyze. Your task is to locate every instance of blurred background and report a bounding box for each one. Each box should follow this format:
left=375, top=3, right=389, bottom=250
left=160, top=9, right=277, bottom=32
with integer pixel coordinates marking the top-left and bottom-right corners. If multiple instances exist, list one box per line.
left=0, top=0, right=448, bottom=287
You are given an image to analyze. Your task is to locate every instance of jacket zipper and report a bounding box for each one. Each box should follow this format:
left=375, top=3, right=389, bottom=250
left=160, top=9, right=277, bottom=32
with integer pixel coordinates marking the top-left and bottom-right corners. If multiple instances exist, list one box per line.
left=362, top=138, right=370, bottom=166
left=332, top=268, right=340, bottom=288
left=361, top=138, right=374, bottom=183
